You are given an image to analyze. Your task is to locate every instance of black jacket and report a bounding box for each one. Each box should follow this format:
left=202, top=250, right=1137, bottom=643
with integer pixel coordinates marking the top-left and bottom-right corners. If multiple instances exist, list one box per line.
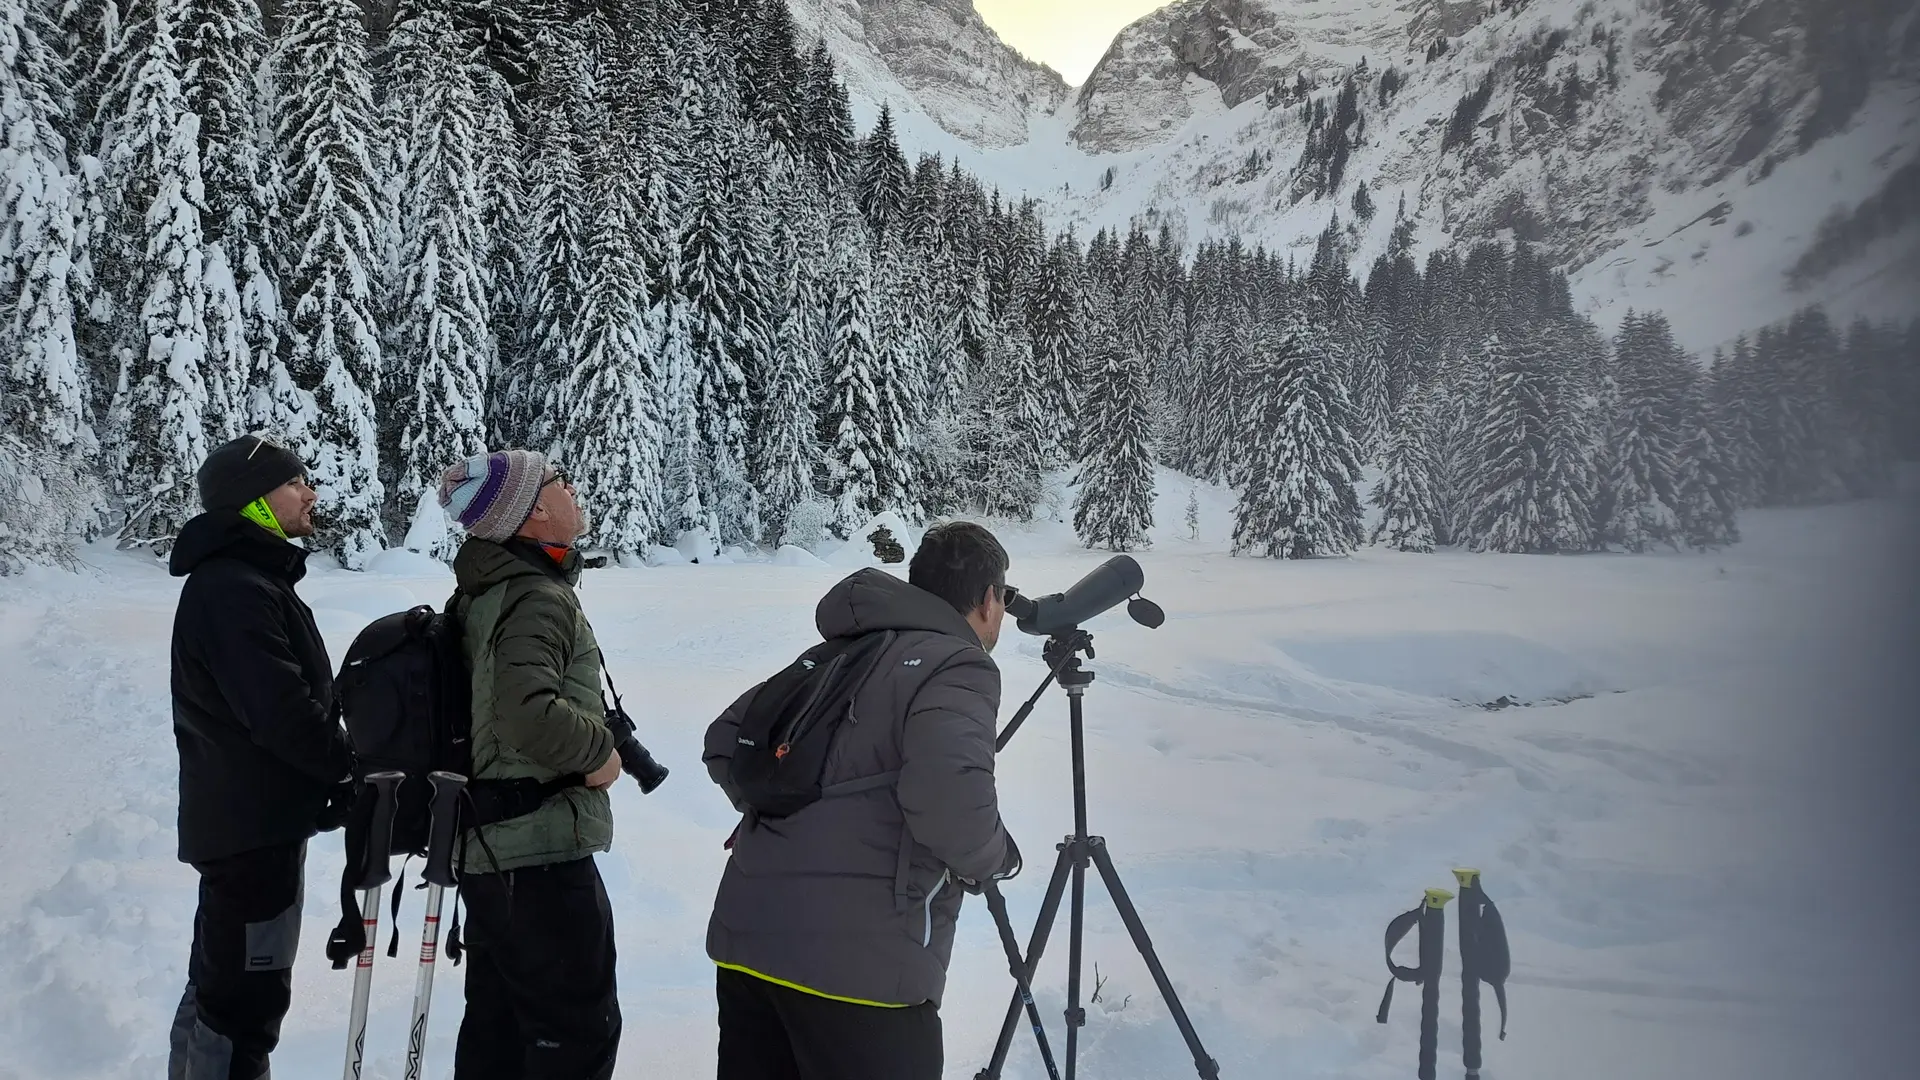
left=169, top=512, right=354, bottom=863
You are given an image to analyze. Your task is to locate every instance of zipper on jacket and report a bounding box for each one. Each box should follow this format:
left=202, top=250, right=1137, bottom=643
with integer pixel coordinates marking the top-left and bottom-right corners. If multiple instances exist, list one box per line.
left=922, top=870, right=950, bottom=947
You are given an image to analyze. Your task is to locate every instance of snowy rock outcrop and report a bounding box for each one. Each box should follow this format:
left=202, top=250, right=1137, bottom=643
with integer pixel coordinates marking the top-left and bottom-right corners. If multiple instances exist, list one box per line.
left=789, top=0, right=1069, bottom=148
left=1070, top=0, right=1486, bottom=152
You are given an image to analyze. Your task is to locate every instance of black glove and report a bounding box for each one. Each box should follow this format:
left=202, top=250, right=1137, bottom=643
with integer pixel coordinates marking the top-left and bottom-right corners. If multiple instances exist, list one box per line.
left=315, top=778, right=357, bottom=833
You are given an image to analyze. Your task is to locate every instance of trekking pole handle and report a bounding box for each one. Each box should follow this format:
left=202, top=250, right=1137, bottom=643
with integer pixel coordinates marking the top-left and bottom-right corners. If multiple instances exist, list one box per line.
left=357, top=771, right=406, bottom=890
left=422, top=772, right=468, bottom=889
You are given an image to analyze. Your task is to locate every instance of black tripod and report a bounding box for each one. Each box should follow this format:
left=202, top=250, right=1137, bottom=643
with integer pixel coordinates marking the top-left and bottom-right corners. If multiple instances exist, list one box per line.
left=976, top=629, right=1221, bottom=1080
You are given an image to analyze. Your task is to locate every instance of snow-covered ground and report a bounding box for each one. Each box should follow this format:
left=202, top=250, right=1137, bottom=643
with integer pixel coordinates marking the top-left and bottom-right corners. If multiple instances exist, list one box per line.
left=1, top=471, right=1915, bottom=1079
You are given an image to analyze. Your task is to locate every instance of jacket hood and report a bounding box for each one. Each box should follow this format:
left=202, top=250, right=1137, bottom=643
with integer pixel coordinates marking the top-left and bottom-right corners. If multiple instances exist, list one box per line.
left=454, top=536, right=580, bottom=594
left=816, top=568, right=979, bottom=645
left=169, top=511, right=308, bottom=580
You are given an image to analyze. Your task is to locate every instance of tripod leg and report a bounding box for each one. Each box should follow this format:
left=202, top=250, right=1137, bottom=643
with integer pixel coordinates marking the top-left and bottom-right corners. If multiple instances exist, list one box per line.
left=1088, top=840, right=1221, bottom=1080
left=977, top=842, right=1074, bottom=1080
left=1065, top=848, right=1087, bottom=1080
left=984, top=885, right=1062, bottom=1080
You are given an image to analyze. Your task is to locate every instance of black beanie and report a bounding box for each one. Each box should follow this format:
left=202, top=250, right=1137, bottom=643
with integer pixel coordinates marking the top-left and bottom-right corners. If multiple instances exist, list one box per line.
left=197, top=435, right=309, bottom=511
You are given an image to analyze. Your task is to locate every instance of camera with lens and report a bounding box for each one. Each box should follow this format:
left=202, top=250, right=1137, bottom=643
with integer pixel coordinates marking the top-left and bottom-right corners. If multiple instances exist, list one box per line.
left=603, top=683, right=669, bottom=794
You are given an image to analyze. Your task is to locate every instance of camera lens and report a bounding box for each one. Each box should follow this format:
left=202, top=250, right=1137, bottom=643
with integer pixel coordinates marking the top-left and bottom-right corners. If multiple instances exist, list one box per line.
left=615, top=733, right=669, bottom=794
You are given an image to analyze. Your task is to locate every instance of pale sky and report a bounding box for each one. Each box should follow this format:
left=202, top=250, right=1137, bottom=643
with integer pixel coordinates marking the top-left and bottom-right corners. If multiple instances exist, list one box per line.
left=972, top=1, right=1167, bottom=87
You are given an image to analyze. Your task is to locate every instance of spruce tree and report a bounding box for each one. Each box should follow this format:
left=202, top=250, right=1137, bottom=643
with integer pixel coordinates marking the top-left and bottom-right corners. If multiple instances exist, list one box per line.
left=562, top=124, right=666, bottom=560
left=856, top=104, right=910, bottom=236
left=275, top=0, right=386, bottom=567
left=509, top=24, right=592, bottom=453
left=1467, top=333, right=1552, bottom=553
left=1675, top=418, right=1740, bottom=549
left=1, top=0, right=97, bottom=570
left=388, top=0, right=493, bottom=551
left=754, top=208, right=821, bottom=547
left=1072, top=337, right=1156, bottom=551
left=1030, top=233, right=1083, bottom=465
left=821, top=233, right=909, bottom=535
left=108, top=0, right=218, bottom=544
left=1540, top=364, right=1599, bottom=552
left=1231, top=316, right=1365, bottom=559
left=183, top=0, right=278, bottom=435
left=1368, top=401, right=1439, bottom=552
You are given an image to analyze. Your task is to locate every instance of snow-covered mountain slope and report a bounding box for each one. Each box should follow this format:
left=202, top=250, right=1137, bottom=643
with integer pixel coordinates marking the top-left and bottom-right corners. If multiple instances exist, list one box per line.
left=815, top=0, right=1920, bottom=354
left=787, top=0, right=1069, bottom=148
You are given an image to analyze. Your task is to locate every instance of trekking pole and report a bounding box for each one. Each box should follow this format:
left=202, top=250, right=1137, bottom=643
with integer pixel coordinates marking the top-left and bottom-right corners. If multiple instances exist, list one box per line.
left=403, top=772, right=468, bottom=1080
left=1417, top=888, right=1451, bottom=1080
left=1376, top=887, right=1453, bottom=1080
left=1453, top=869, right=1482, bottom=1080
left=343, top=771, right=405, bottom=1080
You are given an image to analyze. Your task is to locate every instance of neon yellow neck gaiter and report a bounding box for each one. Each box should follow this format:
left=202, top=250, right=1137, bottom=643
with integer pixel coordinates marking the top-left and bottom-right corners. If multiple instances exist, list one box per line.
left=240, top=497, right=287, bottom=540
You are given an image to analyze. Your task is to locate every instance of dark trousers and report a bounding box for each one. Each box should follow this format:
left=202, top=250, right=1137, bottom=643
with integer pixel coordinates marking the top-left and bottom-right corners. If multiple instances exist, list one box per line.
left=454, top=856, right=622, bottom=1080
left=715, top=965, right=942, bottom=1080
left=168, top=841, right=306, bottom=1080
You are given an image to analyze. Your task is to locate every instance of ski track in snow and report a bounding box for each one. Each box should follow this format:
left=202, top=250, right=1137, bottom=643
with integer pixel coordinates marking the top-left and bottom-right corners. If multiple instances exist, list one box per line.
left=0, top=471, right=1913, bottom=1080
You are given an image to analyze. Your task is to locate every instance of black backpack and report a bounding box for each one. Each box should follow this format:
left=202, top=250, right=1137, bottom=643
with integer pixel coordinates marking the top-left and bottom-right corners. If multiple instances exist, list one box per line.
left=729, top=629, right=900, bottom=819
left=323, top=600, right=472, bottom=968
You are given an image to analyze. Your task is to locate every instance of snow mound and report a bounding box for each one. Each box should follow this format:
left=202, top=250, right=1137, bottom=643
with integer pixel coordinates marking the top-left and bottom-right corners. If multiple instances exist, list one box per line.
left=824, top=511, right=920, bottom=568
left=773, top=545, right=828, bottom=568
left=645, top=545, right=689, bottom=567
left=674, top=527, right=719, bottom=564
left=363, top=548, right=451, bottom=579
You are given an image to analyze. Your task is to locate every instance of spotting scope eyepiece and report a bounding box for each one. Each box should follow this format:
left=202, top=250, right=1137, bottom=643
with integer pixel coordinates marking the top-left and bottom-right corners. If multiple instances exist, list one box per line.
left=1005, top=555, right=1163, bottom=637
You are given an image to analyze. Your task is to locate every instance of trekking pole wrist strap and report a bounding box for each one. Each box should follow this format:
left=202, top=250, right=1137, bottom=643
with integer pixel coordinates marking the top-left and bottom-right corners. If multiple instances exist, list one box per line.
left=1375, top=904, right=1425, bottom=1023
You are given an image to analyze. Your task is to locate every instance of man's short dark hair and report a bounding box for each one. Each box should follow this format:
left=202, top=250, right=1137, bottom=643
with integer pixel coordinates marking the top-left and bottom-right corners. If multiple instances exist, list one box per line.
left=910, top=521, right=1009, bottom=616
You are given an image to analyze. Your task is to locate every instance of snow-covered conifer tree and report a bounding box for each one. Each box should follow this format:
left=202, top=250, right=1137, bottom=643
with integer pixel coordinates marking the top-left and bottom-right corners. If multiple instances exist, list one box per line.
left=1231, top=316, right=1365, bottom=559
left=1675, top=418, right=1740, bottom=549
left=562, top=127, right=666, bottom=559
left=103, top=0, right=217, bottom=544
left=183, top=0, right=277, bottom=436
left=274, top=0, right=386, bottom=567
left=387, top=0, right=493, bottom=551
left=1071, top=338, right=1156, bottom=551
left=1, top=0, right=98, bottom=569
left=822, top=233, right=910, bottom=534
left=1467, top=333, right=1552, bottom=553
left=754, top=206, right=821, bottom=547
left=855, top=103, right=909, bottom=235
left=510, top=29, right=590, bottom=452
left=1368, top=401, right=1439, bottom=552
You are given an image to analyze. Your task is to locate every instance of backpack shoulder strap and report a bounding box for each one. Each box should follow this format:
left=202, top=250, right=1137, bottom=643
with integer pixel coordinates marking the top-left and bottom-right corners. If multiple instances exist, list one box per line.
left=1374, top=903, right=1425, bottom=1024
left=1476, top=891, right=1511, bottom=1040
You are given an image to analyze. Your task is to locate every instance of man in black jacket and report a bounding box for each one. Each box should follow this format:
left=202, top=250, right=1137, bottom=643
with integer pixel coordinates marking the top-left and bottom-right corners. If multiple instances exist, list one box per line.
left=167, top=434, right=356, bottom=1080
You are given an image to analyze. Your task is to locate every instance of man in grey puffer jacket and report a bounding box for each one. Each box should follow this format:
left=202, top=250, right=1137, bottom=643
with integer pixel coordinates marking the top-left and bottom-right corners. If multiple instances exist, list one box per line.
left=703, top=522, right=1023, bottom=1080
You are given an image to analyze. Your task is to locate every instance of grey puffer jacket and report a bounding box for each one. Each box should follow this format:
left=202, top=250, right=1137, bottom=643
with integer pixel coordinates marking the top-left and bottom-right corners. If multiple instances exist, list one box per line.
left=703, top=568, right=1015, bottom=1008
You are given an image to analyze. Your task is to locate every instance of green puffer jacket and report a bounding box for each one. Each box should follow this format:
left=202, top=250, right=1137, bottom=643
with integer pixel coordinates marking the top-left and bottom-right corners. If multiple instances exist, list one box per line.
left=450, top=537, right=615, bottom=874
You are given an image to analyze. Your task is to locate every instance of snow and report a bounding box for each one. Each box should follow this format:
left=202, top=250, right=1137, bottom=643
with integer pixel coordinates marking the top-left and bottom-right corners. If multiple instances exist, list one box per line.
left=1, top=474, right=1915, bottom=1079
left=772, top=544, right=827, bottom=568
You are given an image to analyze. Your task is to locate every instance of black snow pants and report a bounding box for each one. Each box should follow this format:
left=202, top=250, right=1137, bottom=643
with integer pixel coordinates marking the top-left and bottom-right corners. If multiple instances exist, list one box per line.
left=714, top=965, right=943, bottom=1080
left=453, top=856, right=622, bottom=1080
left=168, top=840, right=306, bottom=1080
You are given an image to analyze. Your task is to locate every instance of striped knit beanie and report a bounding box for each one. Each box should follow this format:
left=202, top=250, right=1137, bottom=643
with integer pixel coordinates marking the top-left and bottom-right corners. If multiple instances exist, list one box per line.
left=438, top=450, right=548, bottom=542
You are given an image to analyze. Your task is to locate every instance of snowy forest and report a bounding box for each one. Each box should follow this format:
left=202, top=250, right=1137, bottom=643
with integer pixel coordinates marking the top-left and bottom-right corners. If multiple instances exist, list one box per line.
left=2, top=0, right=1915, bottom=573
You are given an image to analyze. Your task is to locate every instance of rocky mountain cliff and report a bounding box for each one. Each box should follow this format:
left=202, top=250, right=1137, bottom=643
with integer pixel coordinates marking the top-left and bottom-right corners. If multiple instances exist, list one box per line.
left=801, top=1, right=1918, bottom=350
left=1071, top=0, right=1487, bottom=152
left=787, top=0, right=1070, bottom=148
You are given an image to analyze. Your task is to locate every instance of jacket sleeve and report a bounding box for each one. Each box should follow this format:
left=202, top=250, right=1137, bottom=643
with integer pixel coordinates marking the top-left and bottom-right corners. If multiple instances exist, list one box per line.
left=489, top=588, right=615, bottom=776
left=198, top=576, right=354, bottom=785
left=896, top=648, right=1011, bottom=883
left=702, top=684, right=762, bottom=812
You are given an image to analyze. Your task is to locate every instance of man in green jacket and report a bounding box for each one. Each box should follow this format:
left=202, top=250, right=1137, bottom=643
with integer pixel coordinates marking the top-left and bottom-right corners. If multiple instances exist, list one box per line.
left=437, top=449, right=623, bottom=1080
